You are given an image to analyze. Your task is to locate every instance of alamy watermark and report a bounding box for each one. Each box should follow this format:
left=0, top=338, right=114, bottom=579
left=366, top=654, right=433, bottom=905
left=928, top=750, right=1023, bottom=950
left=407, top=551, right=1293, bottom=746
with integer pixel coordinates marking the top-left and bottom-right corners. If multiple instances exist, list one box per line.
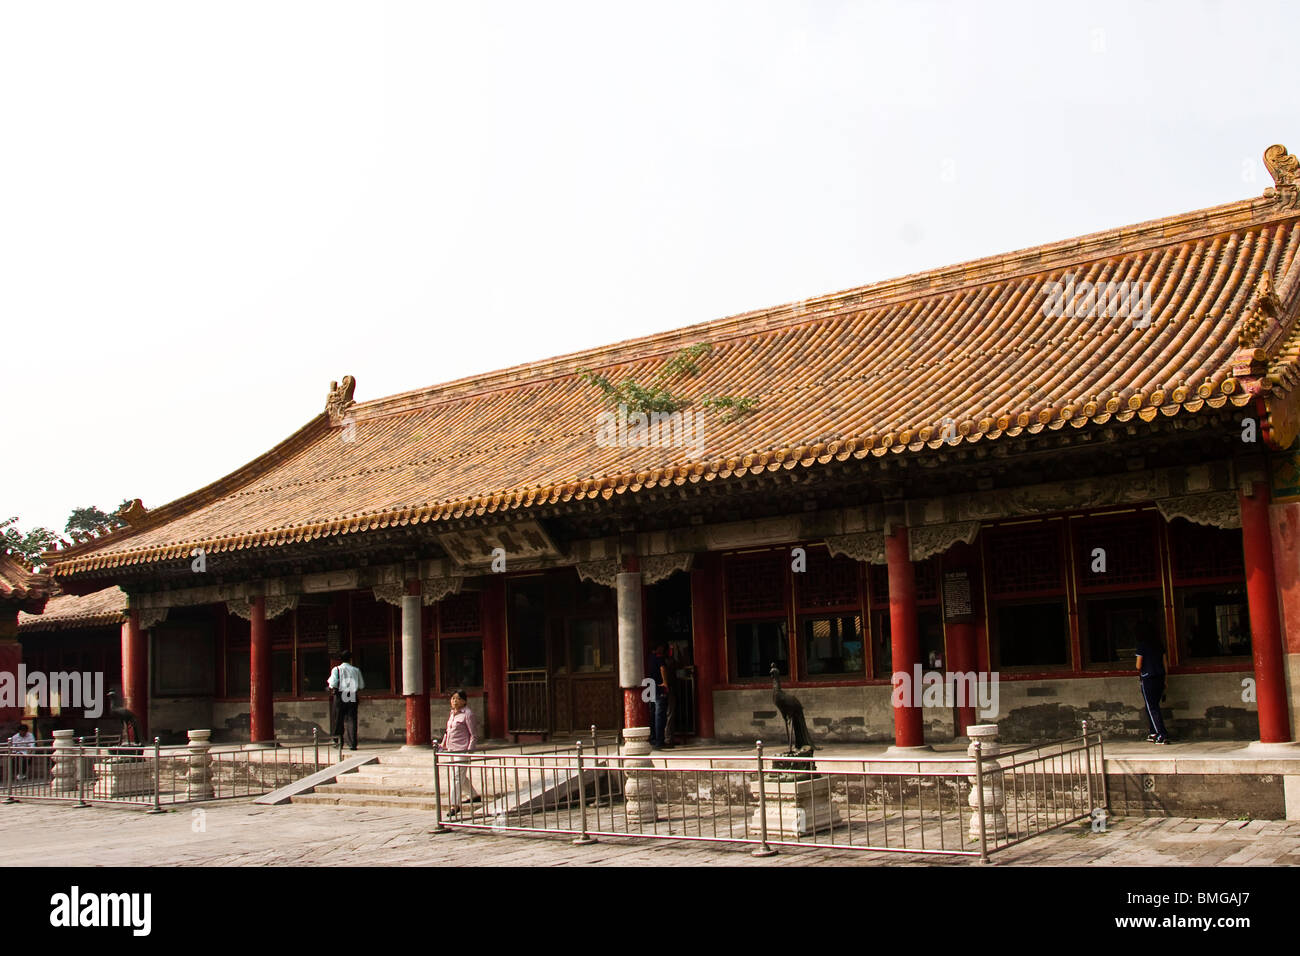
left=50, top=886, right=150, bottom=936
left=595, top=403, right=705, bottom=457
left=1041, top=274, right=1152, bottom=327
left=0, top=666, right=104, bottom=718
left=891, top=666, right=1000, bottom=720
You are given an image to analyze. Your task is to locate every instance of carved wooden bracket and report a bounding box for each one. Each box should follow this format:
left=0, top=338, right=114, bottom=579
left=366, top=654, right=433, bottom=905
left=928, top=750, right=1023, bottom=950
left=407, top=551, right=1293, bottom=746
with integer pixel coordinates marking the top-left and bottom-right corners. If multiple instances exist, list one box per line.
left=908, top=521, right=981, bottom=561
left=641, top=553, right=694, bottom=585
left=1155, top=492, right=1241, bottom=530
left=576, top=559, right=622, bottom=588
left=421, top=576, right=463, bottom=606
left=226, top=595, right=299, bottom=620
left=825, top=532, right=886, bottom=565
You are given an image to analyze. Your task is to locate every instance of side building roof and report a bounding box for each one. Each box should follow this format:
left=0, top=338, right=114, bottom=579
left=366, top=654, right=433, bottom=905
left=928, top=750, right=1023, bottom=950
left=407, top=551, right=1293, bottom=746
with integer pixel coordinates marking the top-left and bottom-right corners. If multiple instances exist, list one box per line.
left=17, top=587, right=128, bottom=634
left=0, top=552, right=52, bottom=614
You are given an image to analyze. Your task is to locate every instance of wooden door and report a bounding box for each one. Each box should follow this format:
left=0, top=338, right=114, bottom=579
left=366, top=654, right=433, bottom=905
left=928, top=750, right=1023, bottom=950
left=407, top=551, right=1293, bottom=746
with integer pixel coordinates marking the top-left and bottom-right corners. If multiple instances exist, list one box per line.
left=551, top=616, right=619, bottom=733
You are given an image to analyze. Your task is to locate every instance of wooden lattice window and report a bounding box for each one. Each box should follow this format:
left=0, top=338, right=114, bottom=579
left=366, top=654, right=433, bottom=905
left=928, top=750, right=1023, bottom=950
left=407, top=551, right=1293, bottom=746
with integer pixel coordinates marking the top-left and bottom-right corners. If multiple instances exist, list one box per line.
left=350, top=592, right=390, bottom=641
left=1168, top=520, right=1246, bottom=584
left=796, top=548, right=861, bottom=611
left=1073, top=513, right=1160, bottom=591
left=296, top=605, right=329, bottom=643
left=440, top=591, right=482, bottom=635
left=269, top=611, right=294, bottom=644
left=350, top=592, right=392, bottom=691
left=725, top=551, right=786, bottom=616
left=868, top=564, right=889, bottom=605
left=986, top=522, right=1065, bottom=596
left=915, top=558, right=939, bottom=602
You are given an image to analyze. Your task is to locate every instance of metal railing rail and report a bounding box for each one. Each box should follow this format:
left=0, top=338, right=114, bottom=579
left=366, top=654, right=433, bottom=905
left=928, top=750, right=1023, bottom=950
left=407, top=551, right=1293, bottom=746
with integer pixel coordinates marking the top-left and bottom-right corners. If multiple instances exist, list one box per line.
left=0, top=729, right=328, bottom=809
left=424, top=727, right=1106, bottom=861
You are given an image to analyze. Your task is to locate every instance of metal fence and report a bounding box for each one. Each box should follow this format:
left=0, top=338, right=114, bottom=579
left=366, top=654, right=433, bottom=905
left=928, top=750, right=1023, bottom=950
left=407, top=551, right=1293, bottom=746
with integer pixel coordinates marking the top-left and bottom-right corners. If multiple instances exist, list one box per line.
left=427, top=727, right=1106, bottom=861
left=0, top=732, right=328, bottom=810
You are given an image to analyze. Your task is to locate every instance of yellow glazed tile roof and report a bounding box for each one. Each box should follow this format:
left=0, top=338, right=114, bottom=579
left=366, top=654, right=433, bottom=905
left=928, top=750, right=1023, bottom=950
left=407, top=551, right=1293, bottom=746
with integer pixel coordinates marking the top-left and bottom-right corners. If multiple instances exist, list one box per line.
left=46, top=180, right=1300, bottom=577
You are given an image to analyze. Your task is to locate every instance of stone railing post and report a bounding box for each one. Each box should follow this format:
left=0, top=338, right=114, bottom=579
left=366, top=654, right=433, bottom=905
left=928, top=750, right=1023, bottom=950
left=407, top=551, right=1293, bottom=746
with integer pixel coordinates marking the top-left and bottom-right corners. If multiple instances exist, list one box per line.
left=620, top=726, right=659, bottom=822
left=51, top=729, right=78, bottom=794
left=966, top=723, right=1007, bottom=841
left=187, top=729, right=214, bottom=801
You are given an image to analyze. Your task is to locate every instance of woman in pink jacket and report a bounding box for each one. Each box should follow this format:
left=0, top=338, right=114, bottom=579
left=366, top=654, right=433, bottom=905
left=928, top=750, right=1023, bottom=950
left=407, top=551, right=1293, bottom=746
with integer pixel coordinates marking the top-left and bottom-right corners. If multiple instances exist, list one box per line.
left=440, top=690, right=481, bottom=815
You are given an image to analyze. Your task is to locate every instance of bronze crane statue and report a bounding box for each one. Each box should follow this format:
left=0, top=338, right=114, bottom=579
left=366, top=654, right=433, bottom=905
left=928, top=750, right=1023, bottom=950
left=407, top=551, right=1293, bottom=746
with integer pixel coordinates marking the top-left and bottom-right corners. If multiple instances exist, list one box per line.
left=770, top=663, right=815, bottom=756
left=106, top=689, right=142, bottom=747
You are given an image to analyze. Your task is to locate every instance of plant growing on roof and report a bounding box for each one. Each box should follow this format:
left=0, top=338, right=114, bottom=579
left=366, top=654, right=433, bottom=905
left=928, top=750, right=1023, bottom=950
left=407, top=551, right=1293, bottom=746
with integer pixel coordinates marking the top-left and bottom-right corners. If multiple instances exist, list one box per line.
left=698, top=394, right=759, bottom=423
left=579, top=342, right=759, bottom=420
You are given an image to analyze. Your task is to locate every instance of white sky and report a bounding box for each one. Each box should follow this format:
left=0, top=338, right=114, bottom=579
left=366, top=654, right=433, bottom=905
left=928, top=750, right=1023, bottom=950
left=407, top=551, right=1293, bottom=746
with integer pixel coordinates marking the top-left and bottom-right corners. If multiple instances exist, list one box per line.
left=4, top=0, right=1299, bottom=536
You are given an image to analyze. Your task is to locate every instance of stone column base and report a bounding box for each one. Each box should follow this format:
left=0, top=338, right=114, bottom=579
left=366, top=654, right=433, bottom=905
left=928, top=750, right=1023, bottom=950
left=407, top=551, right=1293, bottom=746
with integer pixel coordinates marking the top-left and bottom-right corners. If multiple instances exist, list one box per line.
left=621, top=726, right=662, bottom=822
left=967, top=723, right=1008, bottom=841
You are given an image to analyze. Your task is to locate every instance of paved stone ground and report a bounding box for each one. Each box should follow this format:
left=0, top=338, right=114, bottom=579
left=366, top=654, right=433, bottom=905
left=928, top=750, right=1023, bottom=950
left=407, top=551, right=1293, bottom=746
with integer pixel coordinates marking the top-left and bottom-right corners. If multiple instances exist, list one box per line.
left=1, top=800, right=1299, bottom=866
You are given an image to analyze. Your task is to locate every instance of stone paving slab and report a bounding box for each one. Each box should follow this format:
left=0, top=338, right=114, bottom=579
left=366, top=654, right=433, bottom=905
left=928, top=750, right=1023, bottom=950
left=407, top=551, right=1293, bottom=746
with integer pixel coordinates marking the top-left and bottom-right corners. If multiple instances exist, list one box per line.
left=1, top=800, right=1299, bottom=866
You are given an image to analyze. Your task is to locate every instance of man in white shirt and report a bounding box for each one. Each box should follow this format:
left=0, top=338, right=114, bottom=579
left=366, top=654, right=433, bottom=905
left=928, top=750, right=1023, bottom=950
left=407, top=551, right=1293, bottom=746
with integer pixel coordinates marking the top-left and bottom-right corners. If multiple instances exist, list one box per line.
left=327, top=651, right=365, bottom=751
left=8, top=723, right=35, bottom=780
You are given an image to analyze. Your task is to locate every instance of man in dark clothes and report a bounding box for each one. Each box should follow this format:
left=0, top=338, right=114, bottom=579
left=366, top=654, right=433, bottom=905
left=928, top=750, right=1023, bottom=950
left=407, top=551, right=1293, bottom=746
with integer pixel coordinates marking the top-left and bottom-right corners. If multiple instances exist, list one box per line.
left=1135, top=625, right=1169, bottom=744
left=648, top=644, right=669, bottom=749
left=661, top=645, right=679, bottom=749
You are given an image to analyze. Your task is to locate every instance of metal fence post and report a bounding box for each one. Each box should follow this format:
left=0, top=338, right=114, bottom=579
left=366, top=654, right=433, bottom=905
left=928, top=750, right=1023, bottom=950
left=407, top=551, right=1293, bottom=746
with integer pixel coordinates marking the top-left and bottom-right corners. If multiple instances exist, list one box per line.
left=1095, top=721, right=1109, bottom=812
left=573, top=739, right=597, bottom=845
left=3, top=750, right=13, bottom=804
left=752, top=740, right=777, bottom=858
left=1081, top=719, right=1094, bottom=818
left=974, top=740, right=989, bottom=863
left=74, top=737, right=89, bottom=808
left=147, top=737, right=165, bottom=814
left=429, top=737, right=449, bottom=834
left=313, top=727, right=320, bottom=772
left=590, top=723, right=598, bottom=756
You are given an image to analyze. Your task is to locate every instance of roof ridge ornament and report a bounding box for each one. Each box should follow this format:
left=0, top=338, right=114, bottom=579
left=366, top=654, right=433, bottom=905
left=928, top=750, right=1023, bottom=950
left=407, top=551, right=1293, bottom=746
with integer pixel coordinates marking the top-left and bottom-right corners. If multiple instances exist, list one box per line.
left=1263, top=144, right=1300, bottom=207
left=326, top=375, right=357, bottom=424
left=1236, top=271, right=1282, bottom=350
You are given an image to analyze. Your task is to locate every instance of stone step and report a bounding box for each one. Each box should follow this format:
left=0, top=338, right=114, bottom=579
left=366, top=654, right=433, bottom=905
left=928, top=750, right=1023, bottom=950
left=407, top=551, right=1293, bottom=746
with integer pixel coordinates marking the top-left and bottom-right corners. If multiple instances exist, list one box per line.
left=290, top=791, right=445, bottom=811
left=325, top=780, right=444, bottom=798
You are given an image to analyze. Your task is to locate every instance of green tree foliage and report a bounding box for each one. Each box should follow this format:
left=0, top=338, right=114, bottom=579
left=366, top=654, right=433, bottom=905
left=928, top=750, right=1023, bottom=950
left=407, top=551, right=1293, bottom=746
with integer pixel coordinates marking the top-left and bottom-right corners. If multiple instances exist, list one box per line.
left=64, top=499, right=133, bottom=537
left=0, top=518, right=58, bottom=568
left=2, top=500, right=133, bottom=567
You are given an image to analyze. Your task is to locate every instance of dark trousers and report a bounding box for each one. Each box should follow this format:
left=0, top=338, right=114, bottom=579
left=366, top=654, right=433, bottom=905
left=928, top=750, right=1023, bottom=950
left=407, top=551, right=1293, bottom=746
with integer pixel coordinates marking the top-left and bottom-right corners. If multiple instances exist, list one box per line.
left=663, top=687, right=677, bottom=744
left=335, top=700, right=359, bottom=749
left=650, top=692, right=668, bottom=746
left=1140, top=676, right=1167, bottom=739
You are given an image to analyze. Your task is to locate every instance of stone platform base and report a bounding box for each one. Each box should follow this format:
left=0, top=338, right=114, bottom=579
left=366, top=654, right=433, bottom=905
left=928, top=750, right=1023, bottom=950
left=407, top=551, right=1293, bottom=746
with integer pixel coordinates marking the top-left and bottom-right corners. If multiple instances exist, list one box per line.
left=98, top=758, right=154, bottom=797
left=749, top=775, right=842, bottom=837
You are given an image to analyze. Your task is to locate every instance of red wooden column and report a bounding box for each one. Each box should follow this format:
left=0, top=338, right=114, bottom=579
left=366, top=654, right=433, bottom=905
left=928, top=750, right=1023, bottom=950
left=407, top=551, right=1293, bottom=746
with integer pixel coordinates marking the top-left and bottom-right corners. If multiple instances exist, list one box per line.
left=886, top=523, right=925, bottom=748
left=120, top=608, right=148, bottom=741
left=249, top=595, right=274, bottom=744
left=944, top=542, right=980, bottom=737
left=0, top=615, right=22, bottom=727
left=403, top=579, right=431, bottom=746
left=1240, top=481, right=1292, bottom=743
left=481, top=577, right=507, bottom=740
left=690, top=555, right=720, bottom=741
